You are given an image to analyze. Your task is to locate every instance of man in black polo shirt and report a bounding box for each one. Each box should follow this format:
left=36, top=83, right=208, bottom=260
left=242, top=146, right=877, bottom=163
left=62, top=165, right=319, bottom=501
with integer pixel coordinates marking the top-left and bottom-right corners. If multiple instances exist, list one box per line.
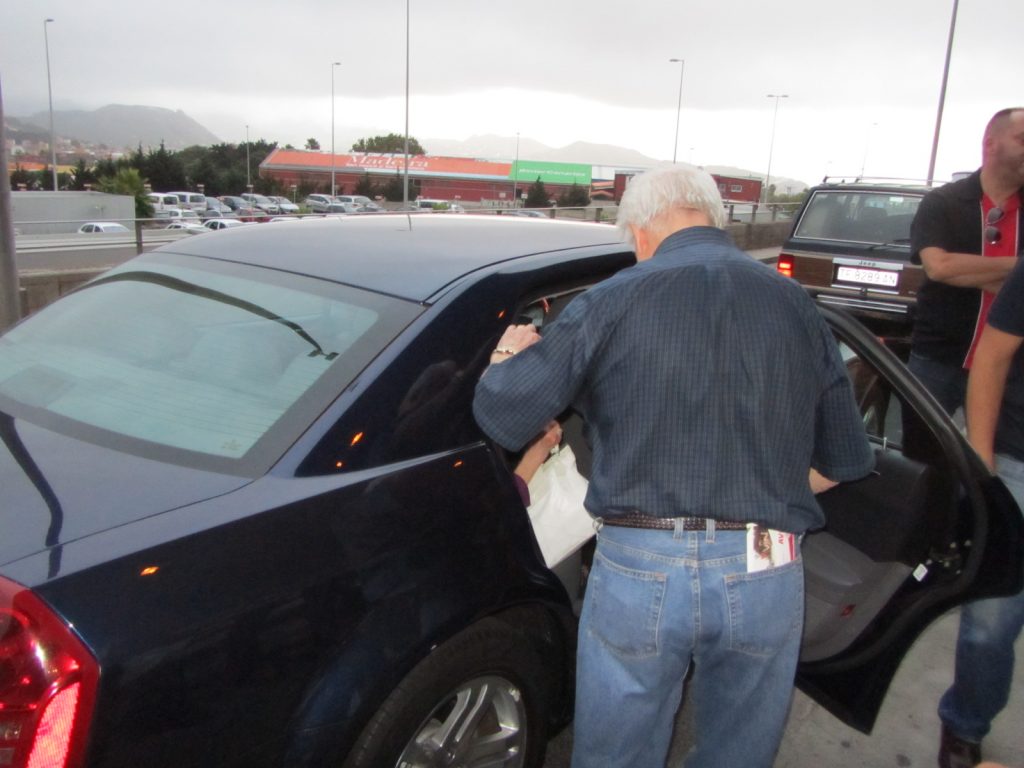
left=909, top=108, right=1024, bottom=414
left=909, top=107, right=1024, bottom=768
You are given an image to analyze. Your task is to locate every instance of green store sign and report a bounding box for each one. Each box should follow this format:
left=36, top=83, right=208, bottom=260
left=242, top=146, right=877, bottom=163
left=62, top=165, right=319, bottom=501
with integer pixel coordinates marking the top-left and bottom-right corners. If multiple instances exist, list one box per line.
left=509, top=161, right=592, bottom=185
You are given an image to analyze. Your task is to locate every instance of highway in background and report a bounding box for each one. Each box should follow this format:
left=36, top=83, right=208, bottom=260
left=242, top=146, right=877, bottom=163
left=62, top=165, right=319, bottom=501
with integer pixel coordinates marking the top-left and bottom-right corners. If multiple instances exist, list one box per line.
left=13, top=230, right=188, bottom=272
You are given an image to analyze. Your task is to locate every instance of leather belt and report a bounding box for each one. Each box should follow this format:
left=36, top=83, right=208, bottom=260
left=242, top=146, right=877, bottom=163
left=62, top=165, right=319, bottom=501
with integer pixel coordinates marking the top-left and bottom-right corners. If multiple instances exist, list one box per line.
left=601, top=513, right=747, bottom=531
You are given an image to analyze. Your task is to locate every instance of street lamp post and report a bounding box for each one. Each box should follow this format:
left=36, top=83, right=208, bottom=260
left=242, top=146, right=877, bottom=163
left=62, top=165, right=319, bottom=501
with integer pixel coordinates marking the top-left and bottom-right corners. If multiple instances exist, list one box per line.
left=763, top=93, right=788, bottom=203
left=403, top=0, right=410, bottom=205
left=927, top=0, right=959, bottom=186
left=245, top=124, right=251, bottom=190
left=669, top=58, right=685, bottom=164
left=331, top=61, right=340, bottom=197
left=43, top=18, right=57, bottom=191
left=860, top=121, right=878, bottom=178
left=512, top=132, right=520, bottom=208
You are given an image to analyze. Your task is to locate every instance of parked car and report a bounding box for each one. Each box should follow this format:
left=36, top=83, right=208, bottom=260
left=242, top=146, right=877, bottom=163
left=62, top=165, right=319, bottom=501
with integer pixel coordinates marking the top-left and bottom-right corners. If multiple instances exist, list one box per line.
left=241, top=193, right=282, bottom=215
left=147, top=193, right=182, bottom=219
left=220, top=196, right=267, bottom=222
left=76, top=222, right=130, bottom=234
left=1, top=216, right=1021, bottom=768
left=336, top=195, right=382, bottom=212
left=159, top=208, right=202, bottom=223
left=204, top=218, right=248, bottom=230
left=167, top=191, right=208, bottom=212
left=200, top=197, right=238, bottom=221
left=303, top=194, right=349, bottom=214
left=414, top=198, right=465, bottom=212
left=267, top=195, right=300, bottom=214
left=163, top=221, right=209, bottom=235
left=776, top=179, right=930, bottom=337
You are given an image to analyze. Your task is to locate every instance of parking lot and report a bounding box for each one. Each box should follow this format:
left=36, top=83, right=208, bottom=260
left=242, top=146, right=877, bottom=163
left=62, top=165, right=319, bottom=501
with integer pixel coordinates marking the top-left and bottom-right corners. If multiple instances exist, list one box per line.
left=543, top=607, right=1024, bottom=767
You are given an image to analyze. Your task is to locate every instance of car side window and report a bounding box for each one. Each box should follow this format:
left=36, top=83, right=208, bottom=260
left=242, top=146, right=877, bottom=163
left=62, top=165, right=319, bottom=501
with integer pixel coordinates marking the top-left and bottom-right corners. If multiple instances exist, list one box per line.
left=837, top=340, right=903, bottom=446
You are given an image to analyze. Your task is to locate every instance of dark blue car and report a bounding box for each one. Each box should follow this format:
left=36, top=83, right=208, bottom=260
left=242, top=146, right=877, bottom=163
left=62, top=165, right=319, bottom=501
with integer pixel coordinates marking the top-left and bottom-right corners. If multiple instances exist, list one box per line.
left=1, top=215, right=1021, bottom=768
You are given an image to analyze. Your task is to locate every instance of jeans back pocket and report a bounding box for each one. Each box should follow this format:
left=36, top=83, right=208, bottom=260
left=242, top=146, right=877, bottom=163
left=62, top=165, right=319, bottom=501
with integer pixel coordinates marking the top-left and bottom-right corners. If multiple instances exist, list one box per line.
left=584, top=549, right=667, bottom=659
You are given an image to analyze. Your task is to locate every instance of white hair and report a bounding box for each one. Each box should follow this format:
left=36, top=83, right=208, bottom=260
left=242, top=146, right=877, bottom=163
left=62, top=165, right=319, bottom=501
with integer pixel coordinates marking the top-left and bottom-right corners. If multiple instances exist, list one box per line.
left=616, top=163, right=726, bottom=247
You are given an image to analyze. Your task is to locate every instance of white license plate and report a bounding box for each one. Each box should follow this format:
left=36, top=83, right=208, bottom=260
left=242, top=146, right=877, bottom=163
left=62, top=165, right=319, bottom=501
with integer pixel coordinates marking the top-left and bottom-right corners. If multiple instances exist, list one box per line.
left=835, top=265, right=899, bottom=288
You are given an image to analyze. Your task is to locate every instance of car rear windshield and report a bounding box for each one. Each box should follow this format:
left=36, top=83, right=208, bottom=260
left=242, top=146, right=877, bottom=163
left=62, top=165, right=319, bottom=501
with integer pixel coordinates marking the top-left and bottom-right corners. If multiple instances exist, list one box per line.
left=0, top=253, right=420, bottom=474
left=793, top=190, right=922, bottom=245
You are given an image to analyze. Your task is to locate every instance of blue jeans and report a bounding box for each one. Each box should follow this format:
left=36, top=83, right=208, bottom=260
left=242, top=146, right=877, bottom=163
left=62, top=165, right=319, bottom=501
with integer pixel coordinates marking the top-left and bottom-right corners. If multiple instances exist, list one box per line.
left=570, top=521, right=804, bottom=768
left=938, top=454, right=1024, bottom=742
left=908, top=351, right=968, bottom=416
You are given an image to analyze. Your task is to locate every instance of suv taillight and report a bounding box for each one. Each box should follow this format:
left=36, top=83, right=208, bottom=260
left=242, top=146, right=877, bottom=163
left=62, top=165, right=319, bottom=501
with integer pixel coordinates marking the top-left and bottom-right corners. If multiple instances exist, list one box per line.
left=776, top=254, right=795, bottom=279
left=0, top=576, right=98, bottom=768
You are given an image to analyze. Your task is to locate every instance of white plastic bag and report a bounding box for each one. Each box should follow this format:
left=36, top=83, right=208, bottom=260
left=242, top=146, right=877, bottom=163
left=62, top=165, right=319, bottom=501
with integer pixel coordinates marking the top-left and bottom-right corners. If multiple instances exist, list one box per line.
left=526, top=444, right=594, bottom=567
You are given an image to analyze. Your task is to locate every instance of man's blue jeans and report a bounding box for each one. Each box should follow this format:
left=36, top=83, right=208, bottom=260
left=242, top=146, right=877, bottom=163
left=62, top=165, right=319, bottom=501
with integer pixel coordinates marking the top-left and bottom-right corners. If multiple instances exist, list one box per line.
left=570, top=521, right=804, bottom=768
left=908, top=351, right=968, bottom=416
left=938, top=454, right=1024, bottom=742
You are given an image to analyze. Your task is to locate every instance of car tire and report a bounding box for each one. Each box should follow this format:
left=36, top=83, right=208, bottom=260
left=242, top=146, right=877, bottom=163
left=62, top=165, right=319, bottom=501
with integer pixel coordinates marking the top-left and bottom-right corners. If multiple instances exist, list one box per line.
left=342, top=617, right=551, bottom=768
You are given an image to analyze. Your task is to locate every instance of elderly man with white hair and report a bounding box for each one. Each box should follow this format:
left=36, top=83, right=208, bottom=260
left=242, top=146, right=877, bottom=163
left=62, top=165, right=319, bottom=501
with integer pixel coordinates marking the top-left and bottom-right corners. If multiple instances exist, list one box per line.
left=473, top=163, right=874, bottom=768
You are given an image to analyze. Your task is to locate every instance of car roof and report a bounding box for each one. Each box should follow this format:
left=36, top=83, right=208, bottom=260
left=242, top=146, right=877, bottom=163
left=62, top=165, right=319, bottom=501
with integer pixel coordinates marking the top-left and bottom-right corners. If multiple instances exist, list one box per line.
left=156, top=214, right=628, bottom=303
left=808, top=180, right=933, bottom=195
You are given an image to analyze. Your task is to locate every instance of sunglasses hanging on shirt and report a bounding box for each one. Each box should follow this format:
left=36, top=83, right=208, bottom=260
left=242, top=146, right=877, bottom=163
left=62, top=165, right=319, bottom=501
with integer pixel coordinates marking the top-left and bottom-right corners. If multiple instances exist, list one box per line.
left=985, top=206, right=1004, bottom=244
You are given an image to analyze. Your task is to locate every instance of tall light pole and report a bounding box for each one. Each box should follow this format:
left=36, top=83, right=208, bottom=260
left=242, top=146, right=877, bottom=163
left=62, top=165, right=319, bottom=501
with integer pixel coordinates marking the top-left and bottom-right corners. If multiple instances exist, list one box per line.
left=669, top=58, right=685, bottom=164
left=402, top=0, right=411, bottom=205
left=511, top=132, right=520, bottom=208
left=927, top=0, right=959, bottom=186
left=860, top=121, right=878, bottom=178
left=763, top=93, right=788, bottom=203
left=331, top=61, right=341, bottom=197
left=43, top=18, right=57, bottom=191
left=245, top=124, right=251, bottom=190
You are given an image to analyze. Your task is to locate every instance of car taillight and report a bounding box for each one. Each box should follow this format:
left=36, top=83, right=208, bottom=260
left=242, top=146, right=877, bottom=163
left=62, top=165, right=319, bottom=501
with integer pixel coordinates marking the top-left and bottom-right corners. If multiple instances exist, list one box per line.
left=776, top=254, right=795, bottom=279
left=0, top=576, right=98, bottom=768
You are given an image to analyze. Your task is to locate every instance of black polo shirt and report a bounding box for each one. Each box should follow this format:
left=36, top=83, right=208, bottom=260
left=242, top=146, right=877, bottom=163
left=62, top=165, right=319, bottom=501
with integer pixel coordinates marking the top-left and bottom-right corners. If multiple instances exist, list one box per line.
left=911, top=170, right=1024, bottom=366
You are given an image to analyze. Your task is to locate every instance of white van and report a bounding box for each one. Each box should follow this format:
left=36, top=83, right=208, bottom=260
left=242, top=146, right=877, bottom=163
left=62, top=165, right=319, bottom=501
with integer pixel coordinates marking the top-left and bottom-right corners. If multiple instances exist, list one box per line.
left=167, top=191, right=208, bottom=212
left=147, top=193, right=183, bottom=219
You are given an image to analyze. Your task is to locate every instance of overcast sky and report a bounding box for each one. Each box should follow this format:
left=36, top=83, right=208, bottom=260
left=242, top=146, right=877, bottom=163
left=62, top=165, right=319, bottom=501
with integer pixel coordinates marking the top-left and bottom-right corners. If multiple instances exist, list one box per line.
left=2, top=0, right=1022, bottom=186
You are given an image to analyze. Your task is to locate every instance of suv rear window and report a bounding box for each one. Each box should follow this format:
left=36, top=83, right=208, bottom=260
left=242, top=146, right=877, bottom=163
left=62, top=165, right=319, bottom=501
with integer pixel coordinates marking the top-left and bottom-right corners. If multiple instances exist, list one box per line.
left=794, top=191, right=922, bottom=245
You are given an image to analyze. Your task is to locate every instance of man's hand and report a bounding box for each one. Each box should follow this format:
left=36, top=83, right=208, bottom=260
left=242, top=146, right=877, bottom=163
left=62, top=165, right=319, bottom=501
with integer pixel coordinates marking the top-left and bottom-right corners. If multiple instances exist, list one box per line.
left=489, top=323, right=541, bottom=365
left=809, top=468, right=838, bottom=495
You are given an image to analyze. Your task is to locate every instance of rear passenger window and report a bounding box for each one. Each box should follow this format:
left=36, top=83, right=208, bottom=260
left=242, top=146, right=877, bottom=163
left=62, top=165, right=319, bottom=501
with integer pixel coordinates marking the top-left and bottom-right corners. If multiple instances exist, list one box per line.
left=838, top=340, right=903, bottom=446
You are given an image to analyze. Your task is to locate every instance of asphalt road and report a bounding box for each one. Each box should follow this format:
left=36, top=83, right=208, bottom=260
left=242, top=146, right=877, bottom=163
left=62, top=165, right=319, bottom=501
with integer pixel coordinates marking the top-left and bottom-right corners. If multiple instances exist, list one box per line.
left=13, top=230, right=183, bottom=272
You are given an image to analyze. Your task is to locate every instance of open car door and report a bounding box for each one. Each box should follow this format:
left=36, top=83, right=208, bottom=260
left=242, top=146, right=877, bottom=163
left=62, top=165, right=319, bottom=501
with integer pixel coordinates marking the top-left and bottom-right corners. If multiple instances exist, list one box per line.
left=796, top=305, right=1024, bottom=732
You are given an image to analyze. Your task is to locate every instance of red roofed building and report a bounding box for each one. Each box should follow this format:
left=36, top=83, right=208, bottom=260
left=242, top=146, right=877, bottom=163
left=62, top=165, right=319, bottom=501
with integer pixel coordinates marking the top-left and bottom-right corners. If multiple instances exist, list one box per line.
left=261, top=148, right=524, bottom=203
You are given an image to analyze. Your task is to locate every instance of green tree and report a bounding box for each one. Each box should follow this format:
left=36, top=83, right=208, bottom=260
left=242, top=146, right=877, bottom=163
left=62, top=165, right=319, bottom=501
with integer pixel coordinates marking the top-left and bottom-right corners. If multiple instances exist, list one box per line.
left=380, top=171, right=405, bottom=202
left=140, top=141, right=187, bottom=191
left=69, top=158, right=98, bottom=191
left=354, top=172, right=377, bottom=198
left=379, top=172, right=420, bottom=202
left=98, top=167, right=152, bottom=218
left=352, top=133, right=425, bottom=155
left=9, top=164, right=33, bottom=190
left=524, top=177, right=550, bottom=208
left=557, top=182, right=590, bottom=208
left=305, top=137, right=320, bottom=151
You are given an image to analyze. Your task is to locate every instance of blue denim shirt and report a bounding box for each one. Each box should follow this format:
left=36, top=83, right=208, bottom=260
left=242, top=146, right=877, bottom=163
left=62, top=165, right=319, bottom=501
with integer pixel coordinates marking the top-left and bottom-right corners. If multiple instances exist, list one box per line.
left=473, top=226, right=874, bottom=532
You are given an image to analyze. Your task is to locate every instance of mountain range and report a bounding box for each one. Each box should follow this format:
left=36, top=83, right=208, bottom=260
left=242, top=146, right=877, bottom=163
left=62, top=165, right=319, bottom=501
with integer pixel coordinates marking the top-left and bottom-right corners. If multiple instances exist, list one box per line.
left=10, top=105, right=220, bottom=151
left=8, top=104, right=807, bottom=190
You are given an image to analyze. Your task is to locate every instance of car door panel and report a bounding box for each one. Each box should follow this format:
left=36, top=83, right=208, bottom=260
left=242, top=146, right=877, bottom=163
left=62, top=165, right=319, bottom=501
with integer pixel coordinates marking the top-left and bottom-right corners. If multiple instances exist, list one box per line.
left=796, top=306, right=1024, bottom=733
